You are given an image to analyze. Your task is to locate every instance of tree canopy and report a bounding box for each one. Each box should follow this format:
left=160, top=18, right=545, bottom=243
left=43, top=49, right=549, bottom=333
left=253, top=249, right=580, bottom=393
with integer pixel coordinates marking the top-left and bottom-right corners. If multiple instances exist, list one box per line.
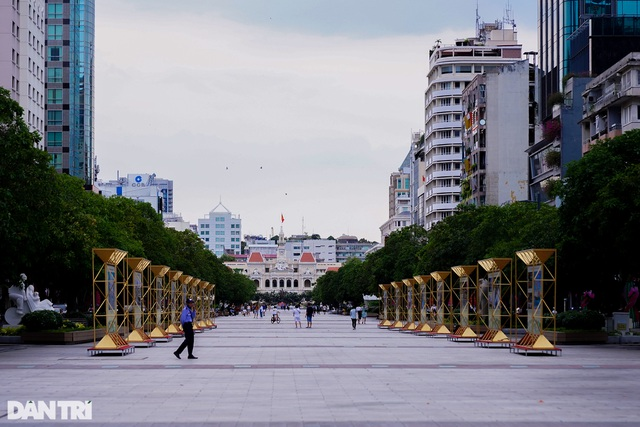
left=0, top=88, right=255, bottom=308
left=558, top=129, right=640, bottom=310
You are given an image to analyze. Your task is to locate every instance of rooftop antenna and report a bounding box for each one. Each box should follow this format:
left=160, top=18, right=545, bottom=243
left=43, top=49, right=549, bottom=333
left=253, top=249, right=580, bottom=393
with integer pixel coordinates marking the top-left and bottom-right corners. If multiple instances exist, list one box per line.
left=476, top=0, right=480, bottom=37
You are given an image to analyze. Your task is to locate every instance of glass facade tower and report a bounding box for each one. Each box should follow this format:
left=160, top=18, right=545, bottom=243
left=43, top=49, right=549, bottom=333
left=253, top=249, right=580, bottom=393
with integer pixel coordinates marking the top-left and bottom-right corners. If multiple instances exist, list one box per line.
left=45, top=0, right=95, bottom=185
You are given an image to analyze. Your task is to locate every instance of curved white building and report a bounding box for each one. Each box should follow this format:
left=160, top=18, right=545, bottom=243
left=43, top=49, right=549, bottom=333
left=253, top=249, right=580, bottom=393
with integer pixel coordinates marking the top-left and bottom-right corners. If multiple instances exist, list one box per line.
left=415, top=20, right=522, bottom=230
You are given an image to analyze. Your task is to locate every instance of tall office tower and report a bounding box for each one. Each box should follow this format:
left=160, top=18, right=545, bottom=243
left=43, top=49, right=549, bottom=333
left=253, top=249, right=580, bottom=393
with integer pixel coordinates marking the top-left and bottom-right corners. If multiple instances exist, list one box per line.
left=44, top=0, right=95, bottom=186
left=198, top=202, right=242, bottom=257
left=538, top=0, right=640, bottom=121
left=415, top=19, right=522, bottom=230
left=0, top=0, right=46, bottom=144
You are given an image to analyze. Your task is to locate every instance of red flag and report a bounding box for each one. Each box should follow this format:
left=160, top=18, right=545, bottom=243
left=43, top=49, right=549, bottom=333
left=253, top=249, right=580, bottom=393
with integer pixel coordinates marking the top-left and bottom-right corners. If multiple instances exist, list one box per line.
left=280, top=213, right=285, bottom=223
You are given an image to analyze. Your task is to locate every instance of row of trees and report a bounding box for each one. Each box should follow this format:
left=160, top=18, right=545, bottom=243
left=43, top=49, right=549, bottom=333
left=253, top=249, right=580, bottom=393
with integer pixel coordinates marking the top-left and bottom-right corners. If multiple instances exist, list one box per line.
left=314, top=129, right=640, bottom=314
left=0, top=88, right=256, bottom=310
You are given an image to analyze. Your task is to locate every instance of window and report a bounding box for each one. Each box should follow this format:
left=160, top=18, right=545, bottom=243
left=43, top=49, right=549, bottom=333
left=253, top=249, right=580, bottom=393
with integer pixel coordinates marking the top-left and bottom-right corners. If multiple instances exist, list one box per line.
left=215, top=224, right=224, bottom=228
left=47, top=111, right=62, bottom=126
left=48, top=25, right=62, bottom=40
left=441, top=66, right=452, bottom=74
left=48, top=68, right=63, bottom=83
left=47, top=89, right=62, bottom=104
left=47, top=132, right=63, bottom=147
left=47, top=46, right=61, bottom=61
left=455, top=65, right=472, bottom=73
left=50, top=153, right=63, bottom=169
left=48, top=4, right=63, bottom=19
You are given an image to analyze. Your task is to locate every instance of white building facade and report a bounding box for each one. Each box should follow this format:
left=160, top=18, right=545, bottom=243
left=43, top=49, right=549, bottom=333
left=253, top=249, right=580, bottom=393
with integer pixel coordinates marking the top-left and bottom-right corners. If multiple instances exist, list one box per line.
left=460, top=60, right=530, bottom=206
left=198, top=202, right=242, bottom=257
left=415, top=20, right=522, bottom=230
left=380, top=150, right=411, bottom=243
left=225, top=228, right=341, bottom=293
left=0, top=0, right=46, bottom=142
left=95, top=173, right=172, bottom=214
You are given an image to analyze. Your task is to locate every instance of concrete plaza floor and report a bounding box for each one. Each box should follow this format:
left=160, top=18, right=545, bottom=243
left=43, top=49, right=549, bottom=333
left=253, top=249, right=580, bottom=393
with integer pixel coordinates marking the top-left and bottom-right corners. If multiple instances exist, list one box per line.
left=1, top=313, right=640, bottom=426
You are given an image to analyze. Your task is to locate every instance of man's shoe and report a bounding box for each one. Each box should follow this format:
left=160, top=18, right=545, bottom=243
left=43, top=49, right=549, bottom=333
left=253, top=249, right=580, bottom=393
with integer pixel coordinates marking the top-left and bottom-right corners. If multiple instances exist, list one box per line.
left=173, top=351, right=181, bottom=359
left=188, top=355, right=198, bottom=359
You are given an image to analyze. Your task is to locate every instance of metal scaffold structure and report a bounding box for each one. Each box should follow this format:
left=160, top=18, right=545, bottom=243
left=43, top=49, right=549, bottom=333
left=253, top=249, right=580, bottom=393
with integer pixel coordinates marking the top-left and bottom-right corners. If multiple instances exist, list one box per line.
left=204, top=282, right=217, bottom=328
left=388, top=281, right=406, bottom=329
left=196, top=281, right=212, bottom=330
left=449, top=265, right=478, bottom=342
left=475, top=258, right=512, bottom=348
left=147, top=265, right=172, bottom=342
left=164, top=270, right=183, bottom=336
left=413, top=275, right=434, bottom=334
left=400, top=278, right=418, bottom=332
left=378, top=284, right=393, bottom=328
left=124, top=257, right=155, bottom=347
left=89, top=248, right=134, bottom=356
left=188, top=278, right=203, bottom=333
left=427, top=271, right=452, bottom=336
left=512, top=249, right=561, bottom=356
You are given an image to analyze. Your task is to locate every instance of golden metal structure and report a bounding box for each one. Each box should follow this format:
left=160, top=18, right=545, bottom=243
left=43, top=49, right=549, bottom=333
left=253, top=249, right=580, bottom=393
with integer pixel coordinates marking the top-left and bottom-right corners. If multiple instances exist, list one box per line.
left=164, top=270, right=183, bottom=336
left=147, top=265, right=172, bottom=342
left=377, top=284, right=393, bottom=328
left=426, top=271, right=451, bottom=336
left=400, top=278, right=418, bottom=331
left=89, top=248, right=134, bottom=356
left=475, top=258, right=512, bottom=348
left=512, top=249, right=561, bottom=356
left=449, top=265, right=478, bottom=342
left=388, top=281, right=406, bottom=329
left=123, top=257, right=155, bottom=347
left=412, top=275, right=433, bottom=334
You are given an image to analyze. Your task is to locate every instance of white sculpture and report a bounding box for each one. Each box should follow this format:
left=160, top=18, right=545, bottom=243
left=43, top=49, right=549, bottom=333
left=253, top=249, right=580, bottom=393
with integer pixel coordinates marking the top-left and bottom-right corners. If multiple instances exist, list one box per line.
left=4, top=274, right=54, bottom=326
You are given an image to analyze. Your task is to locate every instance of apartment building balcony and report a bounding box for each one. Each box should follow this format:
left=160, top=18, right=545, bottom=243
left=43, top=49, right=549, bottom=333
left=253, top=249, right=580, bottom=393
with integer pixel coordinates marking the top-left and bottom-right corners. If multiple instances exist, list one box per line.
left=432, top=153, right=461, bottom=163
left=432, top=121, right=458, bottom=131
left=431, top=105, right=460, bottom=115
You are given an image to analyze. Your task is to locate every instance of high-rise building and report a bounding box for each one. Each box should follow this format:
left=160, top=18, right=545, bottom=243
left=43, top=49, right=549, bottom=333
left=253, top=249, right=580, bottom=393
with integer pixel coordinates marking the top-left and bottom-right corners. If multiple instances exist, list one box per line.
left=198, top=202, right=242, bottom=257
left=0, top=0, right=46, bottom=143
left=44, top=0, right=95, bottom=185
left=416, top=19, right=522, bottom=230
left=538, top=0, right=640, bottom=121
left=380, top=150, right=411, bottom=243
left=461, top=60, right=531, bottom=206
left=534, top=0, right=639, bottom=204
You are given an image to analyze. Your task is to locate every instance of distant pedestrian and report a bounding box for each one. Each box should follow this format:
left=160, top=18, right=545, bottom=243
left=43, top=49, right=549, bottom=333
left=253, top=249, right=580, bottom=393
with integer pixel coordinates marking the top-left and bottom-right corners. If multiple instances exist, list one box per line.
left=306, top=304, right=314, bottom=328
left=356, top=306, right=362, bottom=324
left=174, top=298, right=198, bottom=360
left=362, top=306, right=367, bottom=324
left=293, top=305, right=302, bottom=328
left=350, top=307, right=357, bottom=330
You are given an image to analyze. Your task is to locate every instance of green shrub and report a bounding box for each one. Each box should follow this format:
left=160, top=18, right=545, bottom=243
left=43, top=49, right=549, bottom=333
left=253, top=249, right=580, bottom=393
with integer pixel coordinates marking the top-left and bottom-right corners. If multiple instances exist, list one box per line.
left=20, top=310, right=64, bottom=332
left=556, top=309, right=604, bottom=330
left=0, top=325, right=25, bottom=336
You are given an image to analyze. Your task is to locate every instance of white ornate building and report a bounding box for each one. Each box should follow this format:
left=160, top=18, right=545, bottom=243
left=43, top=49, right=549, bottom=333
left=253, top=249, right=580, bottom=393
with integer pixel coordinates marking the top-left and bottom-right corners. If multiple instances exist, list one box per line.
left=225, top=227, right=341, bottom=293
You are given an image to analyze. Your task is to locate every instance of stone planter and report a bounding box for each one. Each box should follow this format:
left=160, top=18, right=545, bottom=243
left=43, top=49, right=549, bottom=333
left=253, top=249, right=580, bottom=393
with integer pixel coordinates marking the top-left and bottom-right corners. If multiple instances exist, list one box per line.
left=22, top=329, right=106, bottom=345
left=544, top=330, right=608, bottom=344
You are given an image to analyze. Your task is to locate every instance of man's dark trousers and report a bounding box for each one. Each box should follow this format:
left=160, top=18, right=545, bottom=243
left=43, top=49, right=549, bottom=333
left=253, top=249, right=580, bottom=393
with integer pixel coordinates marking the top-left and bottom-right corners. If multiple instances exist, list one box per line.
left=176, top=322, right=194, bottom=356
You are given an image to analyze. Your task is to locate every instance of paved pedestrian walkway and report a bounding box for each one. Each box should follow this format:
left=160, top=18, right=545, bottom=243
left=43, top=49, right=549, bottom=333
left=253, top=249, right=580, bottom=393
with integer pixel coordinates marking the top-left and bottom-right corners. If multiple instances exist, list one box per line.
left=1, top=313, right=639, bottom=426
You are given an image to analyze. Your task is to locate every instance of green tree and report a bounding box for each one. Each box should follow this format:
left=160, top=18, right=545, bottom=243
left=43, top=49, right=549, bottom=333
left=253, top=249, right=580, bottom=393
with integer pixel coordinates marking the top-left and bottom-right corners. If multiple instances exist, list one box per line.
left=558, top=129, right=640, bottom=311
left=0, top=88, right=58, bottom=282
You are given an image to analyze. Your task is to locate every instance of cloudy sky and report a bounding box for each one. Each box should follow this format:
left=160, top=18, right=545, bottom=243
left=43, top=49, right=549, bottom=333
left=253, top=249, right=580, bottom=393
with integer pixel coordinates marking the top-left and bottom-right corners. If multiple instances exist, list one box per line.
left=95, top=0, right=537, bottom=242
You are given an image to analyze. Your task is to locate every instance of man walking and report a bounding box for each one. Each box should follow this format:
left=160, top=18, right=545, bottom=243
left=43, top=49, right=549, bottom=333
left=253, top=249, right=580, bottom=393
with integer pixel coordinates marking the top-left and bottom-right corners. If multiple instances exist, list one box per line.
left=350, top=306, right=357, bottom=330
left=174, top=298, right=198, bottom=359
